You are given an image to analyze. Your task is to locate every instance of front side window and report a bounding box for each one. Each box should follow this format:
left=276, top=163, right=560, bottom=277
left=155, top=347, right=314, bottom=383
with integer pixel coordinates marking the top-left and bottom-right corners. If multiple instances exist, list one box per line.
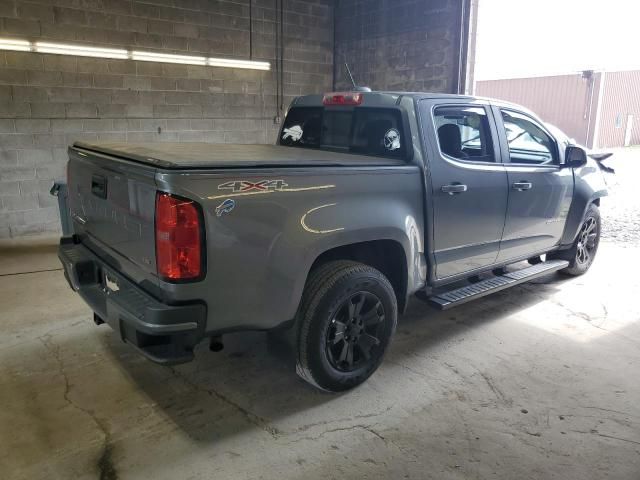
left=280, top=107, right=407, bottom=159
left=501, top=110, right=557, bottom=165
left=434, top=106, right=495, bottom=162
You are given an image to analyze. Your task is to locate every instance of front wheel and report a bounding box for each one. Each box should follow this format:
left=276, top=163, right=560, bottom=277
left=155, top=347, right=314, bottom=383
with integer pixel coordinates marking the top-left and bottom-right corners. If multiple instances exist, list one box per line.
left=549, top=203, right=601, bottom=276
left=295, top=261, right=397, bottom=392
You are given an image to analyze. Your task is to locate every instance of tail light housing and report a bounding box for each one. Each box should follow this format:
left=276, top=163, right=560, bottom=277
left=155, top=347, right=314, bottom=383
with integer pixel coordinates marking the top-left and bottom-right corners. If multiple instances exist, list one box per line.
left=155, top=192, right=205, bottom=282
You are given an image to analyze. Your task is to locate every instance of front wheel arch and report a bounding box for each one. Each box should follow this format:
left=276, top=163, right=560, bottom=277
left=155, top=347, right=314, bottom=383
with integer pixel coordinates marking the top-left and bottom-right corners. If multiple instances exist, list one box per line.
left=549, top=203, right=601, bottom=276
left=562, top=190, right=606, bottom=243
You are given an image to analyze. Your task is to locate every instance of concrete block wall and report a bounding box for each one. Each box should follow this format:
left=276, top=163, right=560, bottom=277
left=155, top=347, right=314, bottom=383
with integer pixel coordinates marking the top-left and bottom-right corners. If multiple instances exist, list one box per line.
left=334, top=0, right=465, bottom=93
left=0, top=0, right=333, bottom=237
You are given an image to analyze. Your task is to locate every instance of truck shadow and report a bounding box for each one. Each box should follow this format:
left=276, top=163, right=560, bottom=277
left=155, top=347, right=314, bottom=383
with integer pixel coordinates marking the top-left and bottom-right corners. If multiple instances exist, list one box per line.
left=394, top=272, right=568, bottom=355
left=105, top=272, right=568, bottom=445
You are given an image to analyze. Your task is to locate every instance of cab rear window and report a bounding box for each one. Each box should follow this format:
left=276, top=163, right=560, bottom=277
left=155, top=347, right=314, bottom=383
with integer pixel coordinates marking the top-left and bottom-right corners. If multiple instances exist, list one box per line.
left=280, top=107, right=407, bottom=159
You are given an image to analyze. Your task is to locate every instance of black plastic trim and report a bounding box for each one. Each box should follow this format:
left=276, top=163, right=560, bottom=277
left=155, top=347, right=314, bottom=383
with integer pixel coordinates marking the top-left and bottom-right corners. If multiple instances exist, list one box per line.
left=428, top=259, right=569, bottom=310
left=59, top=238, right=206, bottom=364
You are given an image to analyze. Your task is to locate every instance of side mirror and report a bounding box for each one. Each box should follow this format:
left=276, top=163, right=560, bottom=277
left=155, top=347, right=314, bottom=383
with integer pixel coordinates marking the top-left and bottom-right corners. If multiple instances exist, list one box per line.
left=564, top=145, right=587, bottom=168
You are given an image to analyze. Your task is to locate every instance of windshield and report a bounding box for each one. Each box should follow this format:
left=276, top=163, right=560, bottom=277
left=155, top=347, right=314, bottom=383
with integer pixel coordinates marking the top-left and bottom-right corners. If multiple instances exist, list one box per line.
left=280, top=107, right=407, bottom=159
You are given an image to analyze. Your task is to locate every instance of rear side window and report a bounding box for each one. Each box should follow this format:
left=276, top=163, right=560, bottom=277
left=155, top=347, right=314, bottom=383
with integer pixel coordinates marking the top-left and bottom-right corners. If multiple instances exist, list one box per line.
left=434, top=106, right=495, bottom=162
left=501, top=110, right=558, bottom=165
left=280, top=107, right=407, bottom=159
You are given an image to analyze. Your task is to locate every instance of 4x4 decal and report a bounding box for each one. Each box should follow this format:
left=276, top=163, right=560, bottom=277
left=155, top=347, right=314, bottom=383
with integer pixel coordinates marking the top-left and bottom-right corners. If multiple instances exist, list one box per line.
left=218, top=180, right=288, bottom=193
left=208, top=181, right=335, bottom=200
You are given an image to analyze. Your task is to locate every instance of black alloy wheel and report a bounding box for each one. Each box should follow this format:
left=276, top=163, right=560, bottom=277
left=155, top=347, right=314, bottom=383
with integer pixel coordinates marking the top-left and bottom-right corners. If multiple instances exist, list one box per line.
left=548, top=203, right=601, bottom=276
left=295, top=260, right=398, bottom=392
left=576, top=216, right=598, bottom=266
left=325, top=291, right=385, bottom=372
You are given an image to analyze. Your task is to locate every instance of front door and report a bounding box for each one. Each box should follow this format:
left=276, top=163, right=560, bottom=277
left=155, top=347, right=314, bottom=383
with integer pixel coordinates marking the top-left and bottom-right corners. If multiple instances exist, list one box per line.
left=493, top=108, right=574, bottom=262
left=420, top=100, right=509, bottom=280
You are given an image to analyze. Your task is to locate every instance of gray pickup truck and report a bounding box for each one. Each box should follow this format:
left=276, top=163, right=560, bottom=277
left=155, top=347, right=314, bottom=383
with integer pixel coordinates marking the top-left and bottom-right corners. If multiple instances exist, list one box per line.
left=59, top=90, right=608, bottom=392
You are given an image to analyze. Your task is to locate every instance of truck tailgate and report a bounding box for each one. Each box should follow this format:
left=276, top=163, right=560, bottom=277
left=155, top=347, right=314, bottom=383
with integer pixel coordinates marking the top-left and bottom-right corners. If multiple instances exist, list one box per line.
left=67, top=147, right=158, bottom=277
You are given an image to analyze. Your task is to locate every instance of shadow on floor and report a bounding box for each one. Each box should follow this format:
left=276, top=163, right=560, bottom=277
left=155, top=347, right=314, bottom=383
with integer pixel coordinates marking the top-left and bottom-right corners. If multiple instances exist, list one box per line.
left=100, top=272, right=567, bottom=445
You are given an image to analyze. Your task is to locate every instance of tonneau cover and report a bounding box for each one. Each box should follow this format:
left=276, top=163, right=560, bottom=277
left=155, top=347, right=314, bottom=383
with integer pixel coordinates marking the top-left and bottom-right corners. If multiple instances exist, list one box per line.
left=72, top=142, right=406, bottom=169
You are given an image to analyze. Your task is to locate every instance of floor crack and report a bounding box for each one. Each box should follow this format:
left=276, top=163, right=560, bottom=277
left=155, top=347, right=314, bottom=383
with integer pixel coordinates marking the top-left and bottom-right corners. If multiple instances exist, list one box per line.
left=569, top=429, right=640, bottom=446
left=0, top=267, right=63, bottom=277
left=39, top=334, right=117, bottom=480
left=385, top=358, right=432, bottom=380
left=476, top=370, right=513, bottom=407
left=167, top=366, right=280, bottom=438
left=286, top=423, right=385, bottom=443
left=577, top=405, right=640, bottom=420
left=291, top=406, right=393, bottom=434
left=521, top=287, right=640, bottom=347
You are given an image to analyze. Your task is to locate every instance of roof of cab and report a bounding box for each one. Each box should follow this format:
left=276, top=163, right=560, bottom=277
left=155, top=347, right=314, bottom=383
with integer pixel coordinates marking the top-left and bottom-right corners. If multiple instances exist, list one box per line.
left=291, top=90, right=537, bottom=119
left=292, top=91, right=477, bottom=106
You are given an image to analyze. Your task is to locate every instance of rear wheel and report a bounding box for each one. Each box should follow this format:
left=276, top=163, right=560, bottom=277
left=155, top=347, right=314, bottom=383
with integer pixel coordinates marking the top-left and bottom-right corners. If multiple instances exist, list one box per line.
left=527, top=256, right=542, bottom=265
left=295, top=261, right=397, bottom=392
left=549, top=203, right=601, bottom=276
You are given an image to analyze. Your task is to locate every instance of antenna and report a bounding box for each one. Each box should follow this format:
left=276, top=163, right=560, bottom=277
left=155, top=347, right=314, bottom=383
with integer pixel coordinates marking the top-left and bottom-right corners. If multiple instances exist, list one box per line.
left=345, top=62, right=357, bottom=89
left=343, top=61, right=372, bottom=93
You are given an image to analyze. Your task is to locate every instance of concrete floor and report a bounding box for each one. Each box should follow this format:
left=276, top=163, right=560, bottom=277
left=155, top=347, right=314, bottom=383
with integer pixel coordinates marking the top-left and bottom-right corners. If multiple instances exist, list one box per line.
left=1, top=240, right=639, bottom=480
left=1, top=151, right=639, bottom=480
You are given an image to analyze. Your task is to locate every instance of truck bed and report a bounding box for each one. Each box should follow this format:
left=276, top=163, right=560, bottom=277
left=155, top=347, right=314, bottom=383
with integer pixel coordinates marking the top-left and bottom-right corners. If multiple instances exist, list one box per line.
left=72, top=142, right=405, bottom=169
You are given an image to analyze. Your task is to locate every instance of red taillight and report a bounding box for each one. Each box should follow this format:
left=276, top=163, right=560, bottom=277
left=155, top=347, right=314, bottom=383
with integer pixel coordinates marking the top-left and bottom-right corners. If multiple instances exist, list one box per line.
left=322, top=92, right=363, bottom=106
left=155, top=192, right=203, bottom=281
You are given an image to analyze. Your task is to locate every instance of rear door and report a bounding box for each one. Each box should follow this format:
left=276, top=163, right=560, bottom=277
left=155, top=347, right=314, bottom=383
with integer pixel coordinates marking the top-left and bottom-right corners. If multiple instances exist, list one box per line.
left=493, top=107, right=574, bottom=262
left=420, top=99, right=509, bottom=280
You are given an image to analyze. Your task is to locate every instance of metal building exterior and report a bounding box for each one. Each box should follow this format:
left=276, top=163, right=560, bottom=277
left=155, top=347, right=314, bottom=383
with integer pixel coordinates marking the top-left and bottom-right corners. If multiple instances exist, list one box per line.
left=596, top=70, right=640, bottom=148
left=475, top=69, right=640, bottom=149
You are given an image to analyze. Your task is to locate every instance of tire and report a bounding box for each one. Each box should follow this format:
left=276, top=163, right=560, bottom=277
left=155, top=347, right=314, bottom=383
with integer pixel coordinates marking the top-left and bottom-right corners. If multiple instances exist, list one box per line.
left=527, top=256, right=542, bottom=265
left=548, top=203, right=601, bottom=276
left=295, top=260, right=397, bottom=392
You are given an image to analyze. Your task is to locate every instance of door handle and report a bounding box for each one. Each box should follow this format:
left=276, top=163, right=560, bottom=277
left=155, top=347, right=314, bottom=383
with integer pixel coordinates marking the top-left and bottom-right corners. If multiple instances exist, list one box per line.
left=441, top=183, right=468, bottom=195
left=512, top=181, right=532, bottom=191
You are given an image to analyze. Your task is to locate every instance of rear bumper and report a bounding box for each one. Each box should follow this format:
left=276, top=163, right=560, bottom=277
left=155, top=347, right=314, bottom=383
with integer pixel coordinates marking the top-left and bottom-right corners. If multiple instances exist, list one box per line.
left=58, top=237, right=206, bottom=364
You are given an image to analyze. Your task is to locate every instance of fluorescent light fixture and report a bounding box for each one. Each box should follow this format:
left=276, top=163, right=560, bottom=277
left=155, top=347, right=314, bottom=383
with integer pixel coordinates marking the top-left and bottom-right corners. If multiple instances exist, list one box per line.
left=208, top=57, right=271, bottom=70
left=1, top=38, right=270, bottom=70
left=131, top=50, right=207, bottom=65
left=35, top=42, right=128, bottom=59
left=0, top=38, right=31, bottom=52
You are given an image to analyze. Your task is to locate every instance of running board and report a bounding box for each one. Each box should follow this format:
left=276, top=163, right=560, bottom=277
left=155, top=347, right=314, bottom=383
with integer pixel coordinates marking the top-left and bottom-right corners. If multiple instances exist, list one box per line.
left=428, top=259, right=569, bottom=310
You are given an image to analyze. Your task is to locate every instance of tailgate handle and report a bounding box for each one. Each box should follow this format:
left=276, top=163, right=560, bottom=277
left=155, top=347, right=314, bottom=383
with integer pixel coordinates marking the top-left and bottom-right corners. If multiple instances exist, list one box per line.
left=91, top=175, right=107, bottom=199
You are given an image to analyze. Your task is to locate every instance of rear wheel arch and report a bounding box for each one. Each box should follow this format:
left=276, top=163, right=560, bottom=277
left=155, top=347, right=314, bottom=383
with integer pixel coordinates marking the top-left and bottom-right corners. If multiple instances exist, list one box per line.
left=305, top=239, right=409, bottom=313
